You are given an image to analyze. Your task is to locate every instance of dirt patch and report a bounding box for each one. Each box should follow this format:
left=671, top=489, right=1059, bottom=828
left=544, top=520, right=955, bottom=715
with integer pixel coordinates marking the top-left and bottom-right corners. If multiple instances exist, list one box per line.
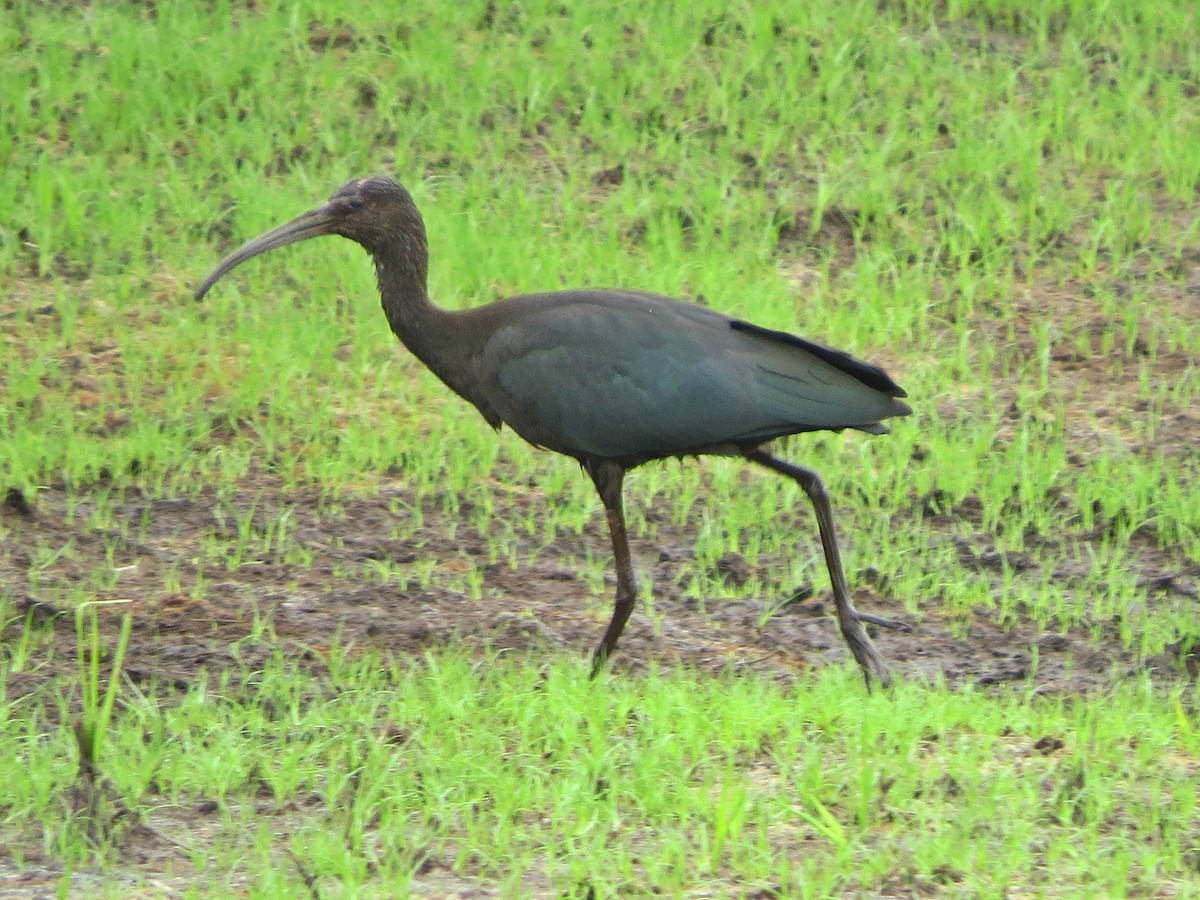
left=3, top=461, right=1196, bottom=715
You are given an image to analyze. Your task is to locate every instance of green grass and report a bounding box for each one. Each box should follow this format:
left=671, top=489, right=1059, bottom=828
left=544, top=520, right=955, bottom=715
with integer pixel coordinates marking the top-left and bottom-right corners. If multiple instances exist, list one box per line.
left=3, top=0, right=1200, bottom=895
left=3, top=641, right=1198, bottom=897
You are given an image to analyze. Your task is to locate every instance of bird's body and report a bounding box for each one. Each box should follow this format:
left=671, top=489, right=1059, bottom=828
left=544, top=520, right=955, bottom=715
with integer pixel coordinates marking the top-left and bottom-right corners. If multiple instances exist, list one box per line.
left=485, top=291, right=803, bottom=461
left=197, top=176, right=911, bottom=687
left=449, top=289, right=905, bottom=462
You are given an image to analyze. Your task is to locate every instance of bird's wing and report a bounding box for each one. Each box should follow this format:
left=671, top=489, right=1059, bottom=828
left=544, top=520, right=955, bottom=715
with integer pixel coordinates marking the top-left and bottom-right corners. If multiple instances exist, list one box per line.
left=477, top=291, right=909, bottom=461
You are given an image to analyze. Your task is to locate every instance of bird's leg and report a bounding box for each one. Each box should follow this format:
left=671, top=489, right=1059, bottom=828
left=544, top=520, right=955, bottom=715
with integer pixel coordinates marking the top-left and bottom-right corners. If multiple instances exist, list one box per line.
left=584, top=460, right=638, bottom=678
left=745, top=448, right=906, bottom=689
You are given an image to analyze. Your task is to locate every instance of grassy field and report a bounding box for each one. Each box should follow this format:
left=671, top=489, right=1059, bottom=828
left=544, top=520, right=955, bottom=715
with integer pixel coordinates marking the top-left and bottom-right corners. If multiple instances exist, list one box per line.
left=2, top=0, right=1199, bottom=895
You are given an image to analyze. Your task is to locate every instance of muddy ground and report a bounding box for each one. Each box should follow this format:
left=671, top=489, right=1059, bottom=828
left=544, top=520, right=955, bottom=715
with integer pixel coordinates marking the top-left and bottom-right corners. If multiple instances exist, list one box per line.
left=3, top=441, right=1197, bottom=710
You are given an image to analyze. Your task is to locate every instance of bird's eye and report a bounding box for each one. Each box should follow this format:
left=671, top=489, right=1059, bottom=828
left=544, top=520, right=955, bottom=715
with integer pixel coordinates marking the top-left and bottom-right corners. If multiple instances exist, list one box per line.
left=348, top=197, right=365, bottom=210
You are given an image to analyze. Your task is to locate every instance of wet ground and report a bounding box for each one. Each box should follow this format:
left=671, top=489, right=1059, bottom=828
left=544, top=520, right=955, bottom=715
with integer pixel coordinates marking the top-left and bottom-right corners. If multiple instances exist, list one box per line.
left=3, top=454, right=1197, bottom=711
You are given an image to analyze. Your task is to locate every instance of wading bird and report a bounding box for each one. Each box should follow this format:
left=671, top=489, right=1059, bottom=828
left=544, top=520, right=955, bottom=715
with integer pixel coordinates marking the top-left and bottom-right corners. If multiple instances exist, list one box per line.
left=196, top=176, right=911, bottom=687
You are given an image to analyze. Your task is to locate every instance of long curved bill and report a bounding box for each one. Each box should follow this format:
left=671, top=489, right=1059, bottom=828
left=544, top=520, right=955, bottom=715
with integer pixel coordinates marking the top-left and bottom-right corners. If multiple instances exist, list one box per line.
left=194, top=204, right=339, bottom=300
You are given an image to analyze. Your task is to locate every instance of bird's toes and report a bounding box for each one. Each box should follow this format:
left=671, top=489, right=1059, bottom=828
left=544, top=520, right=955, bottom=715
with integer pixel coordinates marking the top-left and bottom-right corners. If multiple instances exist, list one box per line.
left=836, top=619, right=894, bottom=690
left=855, top=611, right=911, bottom=632
left=840, top=633, right=888, bottom=685
left=850, top=647, right=892, bottom=691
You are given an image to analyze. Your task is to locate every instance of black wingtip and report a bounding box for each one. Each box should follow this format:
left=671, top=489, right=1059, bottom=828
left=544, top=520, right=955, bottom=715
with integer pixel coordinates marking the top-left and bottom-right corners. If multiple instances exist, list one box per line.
left=729, top=320, right=907, bottom=398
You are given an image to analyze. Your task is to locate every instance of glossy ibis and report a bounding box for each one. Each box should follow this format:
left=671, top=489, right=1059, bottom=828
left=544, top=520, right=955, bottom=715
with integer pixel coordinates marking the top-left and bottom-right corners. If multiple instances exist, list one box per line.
left=196, top=176, right=912, bottom=687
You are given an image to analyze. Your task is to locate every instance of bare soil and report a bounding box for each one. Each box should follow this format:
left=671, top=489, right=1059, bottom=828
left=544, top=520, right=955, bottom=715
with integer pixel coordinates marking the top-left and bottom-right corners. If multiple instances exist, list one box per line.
left=3, top=423, right=1197, bottom=713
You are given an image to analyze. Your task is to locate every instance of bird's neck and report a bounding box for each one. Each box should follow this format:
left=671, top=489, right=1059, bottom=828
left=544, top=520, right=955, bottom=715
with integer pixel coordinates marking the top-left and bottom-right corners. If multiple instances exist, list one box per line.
left=373, top=253, right=478, bottom=400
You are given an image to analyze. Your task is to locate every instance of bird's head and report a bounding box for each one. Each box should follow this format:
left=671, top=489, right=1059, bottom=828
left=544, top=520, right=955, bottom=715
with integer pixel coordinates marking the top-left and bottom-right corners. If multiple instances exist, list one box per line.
left=195, top=175, right=427, bottom=300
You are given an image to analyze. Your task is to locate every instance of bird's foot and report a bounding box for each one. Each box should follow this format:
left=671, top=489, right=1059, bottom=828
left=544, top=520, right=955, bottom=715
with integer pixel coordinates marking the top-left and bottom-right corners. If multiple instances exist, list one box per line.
left=838, top=605, right=905, bottom=691
left=841, top=623, right=892, bottom=691
left=588, top=645, right=611, bottom=680
left=854, top=610, right=912, bottom=632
